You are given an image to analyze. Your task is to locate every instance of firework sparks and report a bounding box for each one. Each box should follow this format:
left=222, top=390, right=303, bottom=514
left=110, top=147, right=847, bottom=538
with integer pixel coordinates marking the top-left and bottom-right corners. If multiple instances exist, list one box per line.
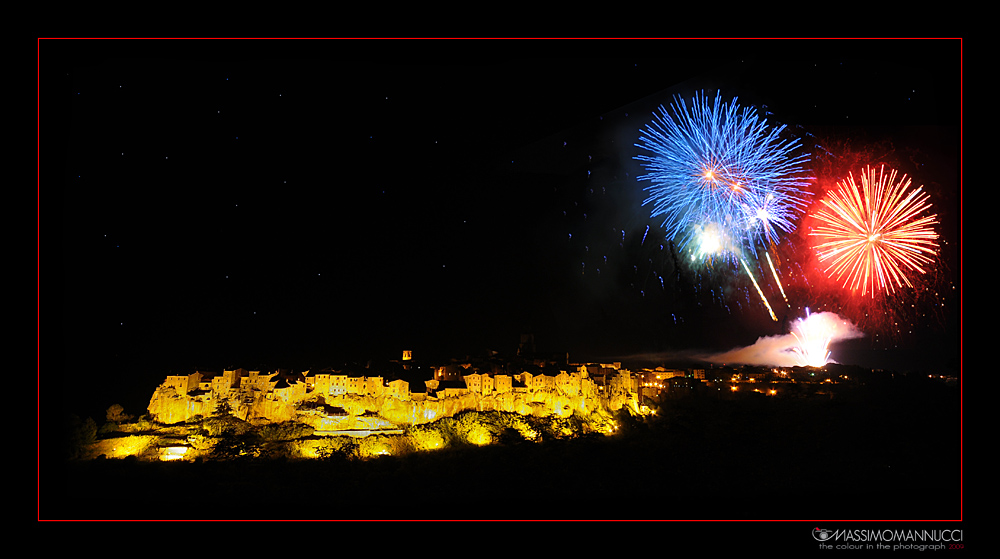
left=634, top=90, right=813, bottom=260
left=809, top=165, right=939, bottom=297
left=789, top=308, right=833, bottom=367
left=690, top=223, right=733, bottom=261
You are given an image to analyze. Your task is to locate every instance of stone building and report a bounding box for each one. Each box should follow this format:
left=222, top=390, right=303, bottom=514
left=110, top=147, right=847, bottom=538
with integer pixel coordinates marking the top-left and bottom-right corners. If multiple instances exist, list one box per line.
left=164, top=372, right=203, bottom=396
left=386, top=378, right=409, bottom=400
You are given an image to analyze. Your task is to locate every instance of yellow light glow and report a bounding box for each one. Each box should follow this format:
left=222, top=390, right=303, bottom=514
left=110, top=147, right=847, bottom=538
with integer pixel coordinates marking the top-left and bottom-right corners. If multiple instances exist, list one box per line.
left=467, top=427, right=492, bottom=446
left=516, top=426, right=539, bottom=441
left=411, top=430, right=445, bottom=451
left=160, top=446, right=189, bottom=461
left=360, top=442, right=392, bottom=458
left=102, top=435, right=157, bottom=459
left=297, top=443, right=321, bottom=459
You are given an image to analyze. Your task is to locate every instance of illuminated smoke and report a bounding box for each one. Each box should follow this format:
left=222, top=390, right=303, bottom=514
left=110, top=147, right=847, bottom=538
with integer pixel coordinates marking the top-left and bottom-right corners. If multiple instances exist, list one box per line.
left=706, top=310, right=864, bottom=367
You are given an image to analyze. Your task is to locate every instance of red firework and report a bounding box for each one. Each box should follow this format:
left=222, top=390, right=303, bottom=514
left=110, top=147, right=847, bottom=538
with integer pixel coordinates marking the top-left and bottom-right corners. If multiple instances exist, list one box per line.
left=809, top=164, right=939, bottom=297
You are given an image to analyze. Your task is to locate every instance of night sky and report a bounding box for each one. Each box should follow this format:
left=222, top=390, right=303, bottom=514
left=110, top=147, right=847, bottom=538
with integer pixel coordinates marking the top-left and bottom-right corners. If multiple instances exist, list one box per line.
left=44, top=39, right=962, bottom=420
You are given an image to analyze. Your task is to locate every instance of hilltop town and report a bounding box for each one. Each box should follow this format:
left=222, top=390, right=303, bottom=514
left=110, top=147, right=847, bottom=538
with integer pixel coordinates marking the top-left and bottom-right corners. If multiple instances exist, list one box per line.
left=145, top=342, right=649, bottom=432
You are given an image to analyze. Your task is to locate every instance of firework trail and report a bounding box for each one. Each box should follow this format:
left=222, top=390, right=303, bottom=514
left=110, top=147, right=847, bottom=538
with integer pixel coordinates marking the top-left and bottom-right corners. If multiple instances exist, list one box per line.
left=740, top=257, right=778, bottom=322
left=809, top=164, right=939, bottom=297
left=765, top=252, right=790, bottom=306
left=634, top=90, right=813, bottom=261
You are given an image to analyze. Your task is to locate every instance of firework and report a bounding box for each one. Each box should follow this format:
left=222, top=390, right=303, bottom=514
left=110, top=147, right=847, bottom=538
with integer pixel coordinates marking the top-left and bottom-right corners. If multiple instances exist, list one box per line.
left=789, top=308, right=834, bottom=367
left=809, top=165, right=939, bottom=297
left=634, top=90, right=813, bottom=260
left=690, top=223, right=736, bottom=262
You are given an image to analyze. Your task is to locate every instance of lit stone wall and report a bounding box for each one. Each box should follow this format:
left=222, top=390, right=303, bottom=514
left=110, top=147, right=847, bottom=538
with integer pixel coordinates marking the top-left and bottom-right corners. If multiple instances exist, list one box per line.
left=147, top=369, right=639, bottom=428
left=147, top=386, right=213, bottom=424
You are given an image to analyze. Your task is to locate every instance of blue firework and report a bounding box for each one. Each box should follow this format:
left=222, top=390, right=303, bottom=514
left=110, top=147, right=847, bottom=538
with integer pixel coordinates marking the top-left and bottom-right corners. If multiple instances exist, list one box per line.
left=634, top=90, right=812, bottom=261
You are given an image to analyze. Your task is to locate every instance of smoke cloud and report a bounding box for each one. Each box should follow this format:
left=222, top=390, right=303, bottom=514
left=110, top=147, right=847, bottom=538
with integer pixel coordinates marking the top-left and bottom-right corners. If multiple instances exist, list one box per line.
left=704, top=311, right=865, bottom=367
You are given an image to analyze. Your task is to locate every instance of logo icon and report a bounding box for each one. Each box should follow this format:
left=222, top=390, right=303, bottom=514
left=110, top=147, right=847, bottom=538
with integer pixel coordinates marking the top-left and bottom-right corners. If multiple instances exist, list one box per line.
left=813, top=527, right=833, bottom=542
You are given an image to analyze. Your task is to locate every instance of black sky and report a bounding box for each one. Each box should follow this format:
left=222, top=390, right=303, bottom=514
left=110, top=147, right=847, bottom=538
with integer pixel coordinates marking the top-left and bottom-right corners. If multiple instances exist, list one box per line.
left=44, top=38, right=962, bottom=419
